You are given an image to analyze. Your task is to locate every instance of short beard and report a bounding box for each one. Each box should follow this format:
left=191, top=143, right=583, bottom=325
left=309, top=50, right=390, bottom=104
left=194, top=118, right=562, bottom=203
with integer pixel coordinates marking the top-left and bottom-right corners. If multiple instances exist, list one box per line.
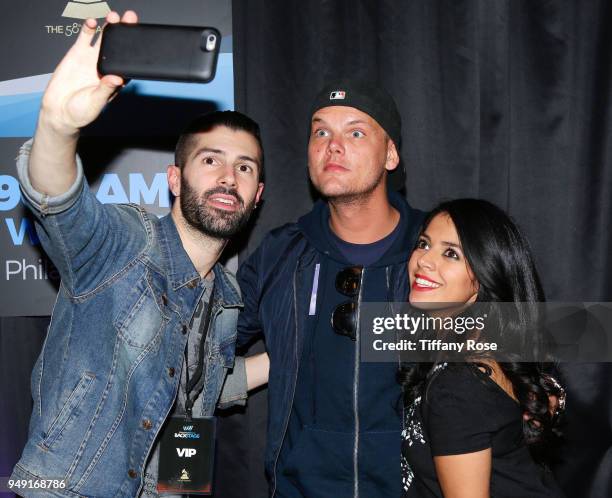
left=180, top=180, right=255, bottom=239
left=320, top=168, right=385, bottom=206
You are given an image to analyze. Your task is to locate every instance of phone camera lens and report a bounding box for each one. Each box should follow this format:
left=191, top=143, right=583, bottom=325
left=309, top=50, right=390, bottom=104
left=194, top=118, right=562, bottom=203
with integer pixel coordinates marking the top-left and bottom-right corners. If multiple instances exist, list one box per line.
left=203, top=34, right=217, bottom=51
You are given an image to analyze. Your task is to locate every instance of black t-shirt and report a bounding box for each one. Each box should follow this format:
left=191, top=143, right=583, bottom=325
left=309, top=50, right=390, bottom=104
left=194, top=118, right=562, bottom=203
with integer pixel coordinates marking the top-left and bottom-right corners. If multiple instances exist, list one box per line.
left=402, top=363, right=564, bottom=498
left=329, top=219, right=401, bottom=266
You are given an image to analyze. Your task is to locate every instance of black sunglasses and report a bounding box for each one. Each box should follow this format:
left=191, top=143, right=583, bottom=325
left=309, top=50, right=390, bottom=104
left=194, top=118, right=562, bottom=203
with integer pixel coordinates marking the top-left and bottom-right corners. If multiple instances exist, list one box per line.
left=331, top=266, right=363, bottom=340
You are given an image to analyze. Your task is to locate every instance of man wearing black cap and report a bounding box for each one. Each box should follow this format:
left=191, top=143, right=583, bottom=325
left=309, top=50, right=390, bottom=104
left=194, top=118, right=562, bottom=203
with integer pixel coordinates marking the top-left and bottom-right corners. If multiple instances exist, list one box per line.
left=237, top=80, right=424, bottom=497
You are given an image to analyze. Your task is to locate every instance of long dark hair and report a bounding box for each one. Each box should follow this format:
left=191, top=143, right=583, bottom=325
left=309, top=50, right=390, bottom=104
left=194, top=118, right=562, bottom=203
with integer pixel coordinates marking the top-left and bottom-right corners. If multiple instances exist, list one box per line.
left=399, top=198, right=564, bottom=465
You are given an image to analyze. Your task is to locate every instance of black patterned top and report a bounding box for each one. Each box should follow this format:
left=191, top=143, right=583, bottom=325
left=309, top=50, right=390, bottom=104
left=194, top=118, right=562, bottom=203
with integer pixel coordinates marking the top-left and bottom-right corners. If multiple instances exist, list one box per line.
left=401, top=363, right=564, bottom=497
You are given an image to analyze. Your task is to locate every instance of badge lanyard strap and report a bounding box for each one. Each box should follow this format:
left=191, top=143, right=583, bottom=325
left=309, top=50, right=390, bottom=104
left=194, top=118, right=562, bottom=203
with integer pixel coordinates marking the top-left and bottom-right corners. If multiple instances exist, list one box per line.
left=184, top=282, right=215, bottom=420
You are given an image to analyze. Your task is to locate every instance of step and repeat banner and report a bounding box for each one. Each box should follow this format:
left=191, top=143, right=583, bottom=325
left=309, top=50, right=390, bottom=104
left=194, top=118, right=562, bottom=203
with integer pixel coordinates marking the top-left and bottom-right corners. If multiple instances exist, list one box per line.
left=0, top=0, right=234, bottom=316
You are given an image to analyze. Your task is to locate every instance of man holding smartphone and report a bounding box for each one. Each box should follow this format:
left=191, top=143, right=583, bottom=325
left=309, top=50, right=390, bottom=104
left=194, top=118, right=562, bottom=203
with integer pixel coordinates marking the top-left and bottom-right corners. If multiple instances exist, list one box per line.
left=10, top=10, right=268, bottom=498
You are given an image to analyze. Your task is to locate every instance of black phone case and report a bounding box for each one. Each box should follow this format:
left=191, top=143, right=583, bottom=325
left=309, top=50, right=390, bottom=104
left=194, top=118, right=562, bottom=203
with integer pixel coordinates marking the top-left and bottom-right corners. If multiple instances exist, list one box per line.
left=98, top=23, right=220, bottom=83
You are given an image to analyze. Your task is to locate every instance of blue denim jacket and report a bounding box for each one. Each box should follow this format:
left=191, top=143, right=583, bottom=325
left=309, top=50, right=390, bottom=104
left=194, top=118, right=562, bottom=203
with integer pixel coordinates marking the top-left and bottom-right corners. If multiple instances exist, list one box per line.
left=10, top=140, right=244, bottom=497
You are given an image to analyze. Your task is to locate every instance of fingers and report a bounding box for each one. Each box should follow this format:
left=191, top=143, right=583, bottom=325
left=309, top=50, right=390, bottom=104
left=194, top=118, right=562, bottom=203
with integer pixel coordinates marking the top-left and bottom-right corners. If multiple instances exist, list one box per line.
left=121, top=10, right=138, bottom=23
left=75, top=18, right=98, bottom=47
left=106, top=11, right=121, bottom=24
left=105, top=10, right=137, bottom=24
left=94, top=10, right=138, bottom=50
left=547, top=394, right=559, bottom=416
left=92, top=74, right=125, bottom=107
left=100, top=74, right=124, bottom=87
left=548, top=397, right=555, bottom=410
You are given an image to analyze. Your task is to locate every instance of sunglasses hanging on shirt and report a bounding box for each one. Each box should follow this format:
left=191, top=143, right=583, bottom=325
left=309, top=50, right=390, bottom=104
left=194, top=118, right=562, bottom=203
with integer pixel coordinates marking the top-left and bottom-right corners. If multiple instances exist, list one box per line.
left=331, top=266, right=363, bottom=341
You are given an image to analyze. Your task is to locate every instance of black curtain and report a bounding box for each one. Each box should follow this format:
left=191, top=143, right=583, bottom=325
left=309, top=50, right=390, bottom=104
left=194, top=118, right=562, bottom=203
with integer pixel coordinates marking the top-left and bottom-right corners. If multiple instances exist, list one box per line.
left=0, top=317, right=48, bottom=489
left=231, top=1, right=612, bottom=497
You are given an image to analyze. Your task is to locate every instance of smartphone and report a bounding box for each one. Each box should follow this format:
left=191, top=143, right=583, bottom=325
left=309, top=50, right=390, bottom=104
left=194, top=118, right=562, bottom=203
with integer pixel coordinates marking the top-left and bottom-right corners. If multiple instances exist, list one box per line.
left=98, top=23, right=221, bottom=83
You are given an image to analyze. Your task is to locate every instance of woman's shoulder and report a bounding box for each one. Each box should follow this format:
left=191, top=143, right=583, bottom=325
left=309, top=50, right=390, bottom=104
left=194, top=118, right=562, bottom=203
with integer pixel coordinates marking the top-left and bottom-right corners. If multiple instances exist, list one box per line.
left=424, top=362, right=517, bottom=412
left=420, top=363, right=499, bottom=455
left=425, top=363, right=486, bottom=393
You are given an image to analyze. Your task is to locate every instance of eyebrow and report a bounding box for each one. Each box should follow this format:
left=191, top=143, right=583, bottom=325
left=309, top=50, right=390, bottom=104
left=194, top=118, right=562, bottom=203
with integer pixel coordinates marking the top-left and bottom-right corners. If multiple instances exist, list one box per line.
left=237, top=154, right=260, bottom=166
left=311, top=117, right=371, bottom=127
left=193, top=147, right=224, bottom=158
left=346, top=119, right=369, bottom=126
left=441, top=241, right=462, bottom=249
left=193, top=147, right=261, bottom=167
left=420, top=233, right=462, bottom=249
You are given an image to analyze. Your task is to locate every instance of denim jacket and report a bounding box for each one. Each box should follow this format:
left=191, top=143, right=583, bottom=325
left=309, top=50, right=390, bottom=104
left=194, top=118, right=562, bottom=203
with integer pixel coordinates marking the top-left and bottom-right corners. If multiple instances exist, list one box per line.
left=10, top=140, right=245, bottom=497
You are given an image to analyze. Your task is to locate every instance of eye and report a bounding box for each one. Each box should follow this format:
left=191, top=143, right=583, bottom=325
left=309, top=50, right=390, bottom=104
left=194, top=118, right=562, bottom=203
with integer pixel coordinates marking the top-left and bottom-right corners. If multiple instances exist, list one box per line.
left=203, top=156, right=217, bottom=166
left=314, top=129, right=329, bottom=138
left=415, top=238, right=429, bottom=250
left=351, top=130, right=365, bottom=138
left=237, top=163, right=253, bottom=174
left=443, top=248, right=460, bottom=260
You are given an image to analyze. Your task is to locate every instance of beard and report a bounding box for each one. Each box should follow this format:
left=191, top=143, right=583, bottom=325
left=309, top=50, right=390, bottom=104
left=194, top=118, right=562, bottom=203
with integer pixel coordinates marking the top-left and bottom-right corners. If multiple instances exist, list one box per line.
left=314, top=167, right=386, bottom=205
left=180, top=179, right=256, bottom=239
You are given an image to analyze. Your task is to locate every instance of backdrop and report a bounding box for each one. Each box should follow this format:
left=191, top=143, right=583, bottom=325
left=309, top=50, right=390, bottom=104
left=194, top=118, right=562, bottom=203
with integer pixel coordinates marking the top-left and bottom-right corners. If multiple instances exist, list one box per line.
left=232, top=1, right=612, bottom=497
left=2, top=1, right=612, bottom=497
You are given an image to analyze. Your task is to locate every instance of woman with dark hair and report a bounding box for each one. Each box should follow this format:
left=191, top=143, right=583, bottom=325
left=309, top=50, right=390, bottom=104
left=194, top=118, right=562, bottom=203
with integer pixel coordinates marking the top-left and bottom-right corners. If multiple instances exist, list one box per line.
left=400, top=199, right=565, bottom=498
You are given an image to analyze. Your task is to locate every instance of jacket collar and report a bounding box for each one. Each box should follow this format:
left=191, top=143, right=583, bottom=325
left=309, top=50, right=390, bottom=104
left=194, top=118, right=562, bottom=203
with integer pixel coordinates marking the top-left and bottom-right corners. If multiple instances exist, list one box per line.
left=158, top=214, right=242, bottom=307
left=212, top=265, right=243, bottom=308
left=297, top=190, right=424, bottom=267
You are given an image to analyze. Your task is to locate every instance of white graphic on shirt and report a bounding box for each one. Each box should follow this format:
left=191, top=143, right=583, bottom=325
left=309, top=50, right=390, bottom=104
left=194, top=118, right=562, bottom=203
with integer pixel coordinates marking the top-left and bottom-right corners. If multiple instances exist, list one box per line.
left=401, top=395, right=425, bottom=492
left=401, top=363, right=448, bottom=493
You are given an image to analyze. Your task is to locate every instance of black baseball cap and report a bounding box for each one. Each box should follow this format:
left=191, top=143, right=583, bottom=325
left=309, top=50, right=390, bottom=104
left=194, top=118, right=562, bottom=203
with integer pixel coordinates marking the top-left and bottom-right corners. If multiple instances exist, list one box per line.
left=310, top=79, right=406, bottom=190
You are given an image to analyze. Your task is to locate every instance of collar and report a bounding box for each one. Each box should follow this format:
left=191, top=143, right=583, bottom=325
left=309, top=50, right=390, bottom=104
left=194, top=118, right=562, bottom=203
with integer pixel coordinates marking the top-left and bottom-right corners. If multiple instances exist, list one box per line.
left=212, top=264, right=243, bottom=308
left=158, top=214, right=242, bottom=307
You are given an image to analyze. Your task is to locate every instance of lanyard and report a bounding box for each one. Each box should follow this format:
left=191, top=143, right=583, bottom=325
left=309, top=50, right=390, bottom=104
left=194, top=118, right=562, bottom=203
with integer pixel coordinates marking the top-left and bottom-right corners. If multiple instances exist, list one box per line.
left=184, top=283, right=215, bottom=420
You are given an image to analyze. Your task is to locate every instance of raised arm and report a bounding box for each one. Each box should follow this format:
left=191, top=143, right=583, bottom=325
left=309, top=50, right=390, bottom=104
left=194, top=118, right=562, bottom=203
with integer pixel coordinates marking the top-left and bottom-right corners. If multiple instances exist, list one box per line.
left=18, top=11, right=148, bottom=295
left=29, top=10, right=137, bottom=196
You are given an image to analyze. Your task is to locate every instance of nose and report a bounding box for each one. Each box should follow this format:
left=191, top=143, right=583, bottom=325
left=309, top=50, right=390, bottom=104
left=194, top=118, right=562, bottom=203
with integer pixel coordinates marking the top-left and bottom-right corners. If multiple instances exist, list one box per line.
left=217, top=164, right=237, bottom=188
left=417, top=251, right=436, bottom=271
left=326, top=134, right=345, bottom=156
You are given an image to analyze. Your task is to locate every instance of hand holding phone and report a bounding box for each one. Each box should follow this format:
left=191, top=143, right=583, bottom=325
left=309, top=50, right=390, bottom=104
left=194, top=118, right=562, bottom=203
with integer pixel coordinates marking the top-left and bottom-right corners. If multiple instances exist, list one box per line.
left=39, top=12, right=137, bottom=136
left=27, top=11, right=137, bottom=201
left=98, top=23, right=221, bottom=83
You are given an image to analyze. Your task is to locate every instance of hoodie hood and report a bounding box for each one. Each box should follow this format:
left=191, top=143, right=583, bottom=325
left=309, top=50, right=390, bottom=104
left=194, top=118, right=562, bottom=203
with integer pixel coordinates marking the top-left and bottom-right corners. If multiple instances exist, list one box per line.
left=296, top=191, right=424, bottom=267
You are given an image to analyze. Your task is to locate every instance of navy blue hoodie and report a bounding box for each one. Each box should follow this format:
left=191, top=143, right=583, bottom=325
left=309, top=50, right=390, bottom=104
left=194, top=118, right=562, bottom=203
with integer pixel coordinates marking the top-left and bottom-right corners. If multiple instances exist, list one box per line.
left=237, top=191, right=424, bottom=497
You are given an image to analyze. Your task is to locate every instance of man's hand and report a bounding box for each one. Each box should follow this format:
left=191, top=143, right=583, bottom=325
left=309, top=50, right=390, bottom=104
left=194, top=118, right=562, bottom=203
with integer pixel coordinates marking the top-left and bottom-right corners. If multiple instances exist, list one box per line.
left=522, top=374, right=566, bottom=426
left=29, top=11, right=137, bottom=197
left=40, top=10, right=137, bottom=135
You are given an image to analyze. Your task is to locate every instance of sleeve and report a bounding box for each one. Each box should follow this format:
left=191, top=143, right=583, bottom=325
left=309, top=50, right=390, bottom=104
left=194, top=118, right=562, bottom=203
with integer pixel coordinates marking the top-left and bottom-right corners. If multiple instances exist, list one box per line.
left=16, top=139, right=147, bottom=295
left=423, top=368, right=495, bottom=456
left=217, top=356, right=248, bottom=408
left=17, top=139, right=85, bottom=215
left=236, top=245, right=264, bottom=349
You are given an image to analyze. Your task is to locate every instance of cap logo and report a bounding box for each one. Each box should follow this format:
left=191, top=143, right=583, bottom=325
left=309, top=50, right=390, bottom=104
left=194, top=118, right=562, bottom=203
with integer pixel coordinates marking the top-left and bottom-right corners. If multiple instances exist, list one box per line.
left=329, top=90, right=346, bottom=100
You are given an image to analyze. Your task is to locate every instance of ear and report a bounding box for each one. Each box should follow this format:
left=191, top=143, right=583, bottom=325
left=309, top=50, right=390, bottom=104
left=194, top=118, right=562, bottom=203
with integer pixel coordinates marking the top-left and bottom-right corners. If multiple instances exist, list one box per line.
left=384, top=139, right=399, bottom=172
left=467, top=279, right=480, bottom=304
left=255, top=182, right=264, bottom=205
left=167, top=164, right=181, bottom=197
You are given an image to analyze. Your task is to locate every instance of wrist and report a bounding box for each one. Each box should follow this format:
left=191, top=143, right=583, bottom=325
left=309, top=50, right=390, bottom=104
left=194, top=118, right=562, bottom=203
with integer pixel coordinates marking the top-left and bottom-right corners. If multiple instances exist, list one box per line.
left=37, top=108, right=80, bottom=139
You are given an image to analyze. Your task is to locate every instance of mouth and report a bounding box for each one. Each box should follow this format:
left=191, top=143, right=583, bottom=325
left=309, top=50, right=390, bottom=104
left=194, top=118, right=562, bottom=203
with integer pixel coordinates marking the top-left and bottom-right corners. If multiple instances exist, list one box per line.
left=323, top=162, right=349, bottom=173
left=412, top=273, right=442, bottom=291
left=207, top=193, right=241, bottom=211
